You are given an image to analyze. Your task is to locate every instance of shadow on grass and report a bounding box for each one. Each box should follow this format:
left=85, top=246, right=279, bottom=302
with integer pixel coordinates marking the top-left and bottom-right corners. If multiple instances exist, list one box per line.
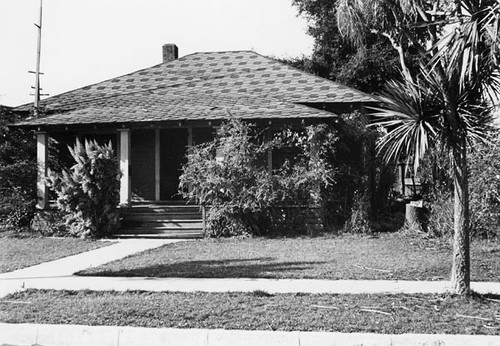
left=77, top=257, right=326, bottom=279
left=474, top=292, right=500, bottom=300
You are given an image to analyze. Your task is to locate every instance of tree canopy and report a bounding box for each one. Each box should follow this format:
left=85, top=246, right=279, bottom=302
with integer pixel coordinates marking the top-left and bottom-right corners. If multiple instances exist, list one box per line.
left=291, top=0, right=403, bottom=93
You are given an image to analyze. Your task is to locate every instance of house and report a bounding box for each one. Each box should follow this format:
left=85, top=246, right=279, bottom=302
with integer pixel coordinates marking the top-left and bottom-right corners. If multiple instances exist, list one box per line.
left=14, top=44, right=377, bottom=236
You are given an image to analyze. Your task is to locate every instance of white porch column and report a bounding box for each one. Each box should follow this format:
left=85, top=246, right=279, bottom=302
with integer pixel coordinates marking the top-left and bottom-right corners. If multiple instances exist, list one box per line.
left=155, top=129, right=161, bottom=201
left=36, top=131, right=48, bottom=209
left=187, top=127, right=194, bottom=194
left=267, top=128, right=273, bottom=173
left=118, top=129, right=131, bottom=206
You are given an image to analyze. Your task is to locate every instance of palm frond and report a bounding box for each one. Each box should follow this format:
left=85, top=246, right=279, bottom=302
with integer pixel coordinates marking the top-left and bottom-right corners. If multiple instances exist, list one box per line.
left=368, top=75, right=441, bottom=172
left=430, top=0, right=500, bottom=94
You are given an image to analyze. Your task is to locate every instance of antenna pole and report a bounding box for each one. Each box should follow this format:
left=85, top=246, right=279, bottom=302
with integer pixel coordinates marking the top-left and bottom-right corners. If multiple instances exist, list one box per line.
left=34, top=0, right=43, bottom=117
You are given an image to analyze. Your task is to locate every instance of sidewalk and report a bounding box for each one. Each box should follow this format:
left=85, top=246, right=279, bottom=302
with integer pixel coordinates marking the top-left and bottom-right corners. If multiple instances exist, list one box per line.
left=3, top=275, right=500, bottom=296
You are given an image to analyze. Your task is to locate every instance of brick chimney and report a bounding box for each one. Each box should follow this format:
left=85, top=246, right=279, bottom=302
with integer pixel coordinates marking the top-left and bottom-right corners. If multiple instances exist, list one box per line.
left=162, top=44, right=178, bottom=63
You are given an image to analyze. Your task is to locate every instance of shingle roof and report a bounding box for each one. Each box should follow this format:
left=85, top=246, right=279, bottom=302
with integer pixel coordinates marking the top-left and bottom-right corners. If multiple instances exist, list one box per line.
left=19, top=91, right=340, bottom=126
left=15, top=51, right=377, bottom=127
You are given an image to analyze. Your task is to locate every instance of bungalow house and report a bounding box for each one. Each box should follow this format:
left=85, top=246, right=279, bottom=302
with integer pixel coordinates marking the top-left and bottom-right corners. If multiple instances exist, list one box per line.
left=14, top=44, right=377, bottom=237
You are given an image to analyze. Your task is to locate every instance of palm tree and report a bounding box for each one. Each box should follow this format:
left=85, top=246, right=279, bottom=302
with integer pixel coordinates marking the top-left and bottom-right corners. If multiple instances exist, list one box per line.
left=370, top=0, right=500, bottom=295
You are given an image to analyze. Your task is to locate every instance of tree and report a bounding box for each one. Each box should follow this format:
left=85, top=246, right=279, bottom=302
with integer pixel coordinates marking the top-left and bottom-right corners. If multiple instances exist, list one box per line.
left=291, top=0, right=402, bottom=93
left=338, top=0, right=500, bottom=295
left=336, top=0, right=454, bottom=78
left=0, top=106, right=37, bottom=227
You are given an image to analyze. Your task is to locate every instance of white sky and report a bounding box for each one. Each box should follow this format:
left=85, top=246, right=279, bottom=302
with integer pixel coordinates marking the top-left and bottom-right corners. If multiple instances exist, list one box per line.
left=0, top=0, right=313, bottom=107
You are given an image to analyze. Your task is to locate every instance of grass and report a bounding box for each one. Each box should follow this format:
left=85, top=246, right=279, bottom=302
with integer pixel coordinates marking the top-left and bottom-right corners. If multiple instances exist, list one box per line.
left=78, top=232, right=500, bottom=281
left=1, top=289, right=500, bottom=335
left=0, top=230, right=114, bottom=273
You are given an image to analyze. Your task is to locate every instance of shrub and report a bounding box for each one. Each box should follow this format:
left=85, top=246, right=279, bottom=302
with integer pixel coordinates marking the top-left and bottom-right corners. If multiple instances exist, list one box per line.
left=467, top=135, right=500, bottom=239
left=1, top=189, right=37, bottom=229
left=335, top=113, right=396, bottom=233
left=0, top=106, right=37, bottom=229
left=425, top=188, right=453, bottom=237
left=47, top=139, right=120, bottom=238
left=30, top=209, right=68, bottom=237
left=343, top=191, right=372, bottom=234
left=180, top=115, right=398, bottom=237
left=421, top=135, right=500, bottom=239
left=179, top=119, right=335, bottom=237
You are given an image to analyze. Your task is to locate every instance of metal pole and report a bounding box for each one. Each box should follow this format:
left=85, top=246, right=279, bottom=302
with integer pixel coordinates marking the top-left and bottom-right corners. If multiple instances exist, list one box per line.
left=34, top=0, right=43, bottom=117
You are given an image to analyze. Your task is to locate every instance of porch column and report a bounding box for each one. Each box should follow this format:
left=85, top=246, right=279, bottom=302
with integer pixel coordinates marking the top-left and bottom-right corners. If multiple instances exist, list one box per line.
left=155, top=129, right=160, bottom=201
left=36, top=131, right=48, bottom=209
left=118, top=129, right=131, bottom=206
left=266, top=128, right=273, bottom=173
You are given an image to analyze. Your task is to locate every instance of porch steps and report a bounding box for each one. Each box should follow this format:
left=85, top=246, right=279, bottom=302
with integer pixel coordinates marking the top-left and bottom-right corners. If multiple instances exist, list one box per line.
left=115, top=203, right=204, bottom=239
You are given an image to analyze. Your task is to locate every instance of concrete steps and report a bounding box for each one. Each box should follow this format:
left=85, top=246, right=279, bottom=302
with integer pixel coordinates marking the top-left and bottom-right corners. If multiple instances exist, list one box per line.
left=117, top=203, right=204, bottom=239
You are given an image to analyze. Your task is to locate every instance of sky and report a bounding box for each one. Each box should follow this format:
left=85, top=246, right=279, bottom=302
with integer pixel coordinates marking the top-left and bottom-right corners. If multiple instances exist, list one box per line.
left=0, top=0, right=314, bottom=107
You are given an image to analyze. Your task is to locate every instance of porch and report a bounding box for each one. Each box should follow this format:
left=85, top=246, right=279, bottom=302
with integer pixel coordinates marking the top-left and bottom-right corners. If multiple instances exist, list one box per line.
left=32, top=124, right=213, bottom=237
left=35, top=125, right=216, bottom=207
left=33, top=120, right=302, bottom=237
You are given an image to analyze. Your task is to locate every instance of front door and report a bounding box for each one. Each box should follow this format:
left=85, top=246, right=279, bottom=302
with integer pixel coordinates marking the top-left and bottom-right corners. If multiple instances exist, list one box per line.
left=160, top=129, right=188, bottom=200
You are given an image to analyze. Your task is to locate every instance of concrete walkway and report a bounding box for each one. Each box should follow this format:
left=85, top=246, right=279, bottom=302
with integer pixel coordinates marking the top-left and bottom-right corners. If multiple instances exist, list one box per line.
left=0, top=238, right=184, bottom=298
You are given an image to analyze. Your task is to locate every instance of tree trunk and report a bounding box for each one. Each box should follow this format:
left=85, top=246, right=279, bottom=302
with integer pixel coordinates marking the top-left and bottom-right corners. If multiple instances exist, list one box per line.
left=451, top=139, right=470, bottom=295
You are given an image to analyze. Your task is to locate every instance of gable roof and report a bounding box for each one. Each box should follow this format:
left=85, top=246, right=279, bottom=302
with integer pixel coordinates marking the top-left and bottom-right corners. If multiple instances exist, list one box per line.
left=15, top=51, right=377, bottom=127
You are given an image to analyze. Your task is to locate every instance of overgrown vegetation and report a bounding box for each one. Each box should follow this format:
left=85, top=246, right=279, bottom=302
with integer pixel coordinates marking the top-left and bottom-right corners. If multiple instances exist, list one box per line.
left=179, top=117, right=395, bottom=237
left=47, top=139, right=120, bottom=238
left=179, top=119, right=335, bottom=237
left=421, top=135, right=500, bottom=240
left=0, top=106, right=37, bottom=229
left=335, top=114, right=398, bottom=233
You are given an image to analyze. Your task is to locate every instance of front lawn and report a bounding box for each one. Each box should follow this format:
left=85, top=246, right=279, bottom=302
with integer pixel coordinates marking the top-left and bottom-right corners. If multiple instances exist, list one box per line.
left=1, top=289, right=499, bottom=335
left=0, top=231, right=114, bottom=273
left=78, top=232, right=500, bottom=281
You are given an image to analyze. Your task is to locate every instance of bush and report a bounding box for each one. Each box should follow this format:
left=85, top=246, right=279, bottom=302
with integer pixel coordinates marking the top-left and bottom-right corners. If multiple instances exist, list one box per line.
left=179, top=119, right=335, bottom=237
left=0, top=106, right=37, bottom=229
left=343, top=191, right=372, bottom=234
left=335, top=113, right=396, bottom=233
left=1, top=189, right=36, bottom=228
left=468, top=135, right=500, bottom=238
left=47, top=139, right=120, bottom=238
left=421, top=135, right=500, bottom=239
left=180, top=115, right=397, bottom=237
